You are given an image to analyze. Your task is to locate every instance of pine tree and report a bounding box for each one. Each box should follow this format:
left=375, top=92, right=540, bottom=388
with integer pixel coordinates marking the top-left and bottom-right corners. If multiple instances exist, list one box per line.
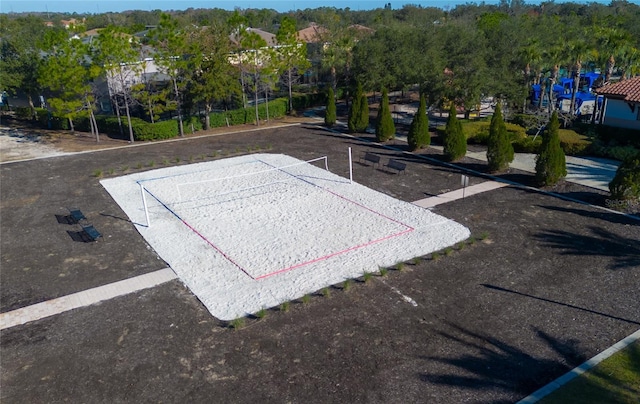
left=376, top=87, right=395, bottom=142
left=486, top=103, right=514, bottom=172
left=408, top=93, right=430, bottom=151
left=443, top=104, right=466, bottom=161
left=325, top=86, right=336, bottom=128
left=535, top=111, right=567, bottom=186
left=348, top=83, right=363, bottom=133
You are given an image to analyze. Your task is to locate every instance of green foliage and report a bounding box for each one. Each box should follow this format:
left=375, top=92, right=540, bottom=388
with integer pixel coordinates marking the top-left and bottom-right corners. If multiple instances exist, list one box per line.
left=228, top=317, right=245, bottom=330
left=486, top=104, right=514, bottom=172
left=348, top=83, right=368, bottom=133
left=325, top=86, right=337, bottom=128
left=536, top=112, right=567, bottom=186
left=558, top=129, right=591, bottom=156
left=609, top=153, right=640, bottom=201
left=408, top=93, right=430, bottom=151
left=443, top=104, right=466, bottom=162
left=376, top=88, right=395, bottom=142
left=342, top=279, right=352, bottom=291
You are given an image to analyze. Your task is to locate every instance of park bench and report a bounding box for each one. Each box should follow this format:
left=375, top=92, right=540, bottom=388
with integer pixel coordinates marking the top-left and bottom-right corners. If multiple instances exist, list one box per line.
left=69, top=208, right=87, bottom=223
left=385, top=159, right=407, bottom=174
left=359, top=152, right=381, bottom=168
left=81, top=224, right=102, bottom=242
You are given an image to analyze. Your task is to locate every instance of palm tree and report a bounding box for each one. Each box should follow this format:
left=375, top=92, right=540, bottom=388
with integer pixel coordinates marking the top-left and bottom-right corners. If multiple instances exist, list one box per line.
left=521, top=40, right=543, bottom=110
left=566, top=39, right=590, bottom=117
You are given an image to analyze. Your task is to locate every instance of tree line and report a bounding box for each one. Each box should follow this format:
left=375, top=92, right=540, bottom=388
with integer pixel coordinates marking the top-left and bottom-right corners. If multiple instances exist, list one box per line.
left=1, top=1, right=639, bottom=138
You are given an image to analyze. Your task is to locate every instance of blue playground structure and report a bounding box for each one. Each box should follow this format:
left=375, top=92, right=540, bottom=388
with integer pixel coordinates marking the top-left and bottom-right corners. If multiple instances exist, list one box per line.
left=531, top=72, right=604, bottom=117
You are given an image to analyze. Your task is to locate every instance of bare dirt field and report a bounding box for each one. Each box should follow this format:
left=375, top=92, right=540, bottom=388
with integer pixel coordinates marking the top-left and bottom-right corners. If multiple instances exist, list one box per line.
left=1, top=117, right=639, bottom=403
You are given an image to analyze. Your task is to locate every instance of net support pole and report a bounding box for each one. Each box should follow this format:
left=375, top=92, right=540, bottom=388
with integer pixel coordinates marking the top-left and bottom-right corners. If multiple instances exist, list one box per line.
left=140, top=182, right=151, bottom=227
left=348, top=147, right=353, bottom=184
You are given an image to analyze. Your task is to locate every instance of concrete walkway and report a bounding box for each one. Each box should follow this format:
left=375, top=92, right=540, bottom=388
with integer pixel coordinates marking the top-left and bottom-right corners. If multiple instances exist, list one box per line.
left=0, top=268, right=177, bottom=330
left=413, top=181, right=509, bottom=208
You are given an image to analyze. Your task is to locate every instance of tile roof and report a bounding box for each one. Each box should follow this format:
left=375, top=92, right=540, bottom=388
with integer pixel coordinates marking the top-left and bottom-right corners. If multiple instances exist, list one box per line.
left=595, top=75, right=640, bottom=103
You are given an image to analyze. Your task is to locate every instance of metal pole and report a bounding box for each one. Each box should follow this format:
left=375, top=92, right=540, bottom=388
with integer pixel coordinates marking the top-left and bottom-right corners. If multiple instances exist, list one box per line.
left=140, top=183, right=150, bottom=227
left=348, top=147, right=353, bottom=184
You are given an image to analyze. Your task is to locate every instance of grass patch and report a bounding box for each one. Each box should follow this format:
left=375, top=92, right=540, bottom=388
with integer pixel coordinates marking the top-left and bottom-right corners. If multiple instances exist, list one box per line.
left=468, top=236, right=477, bottom=245
left=343, top=279, right=352, bottom=291
left=431, top=252, right=441, bottom=261
left=457, top=242, right=466, bottom=250
left=136, top=162, right=143, bottom=169
left=443, top=247, right=453, bottom=256
left=395, top=262, right=405, bottom=271
left=321, top=287, right=331, bottom=298
left=478, top=232, right=489, bottom=240
left=379, top=267, right=388, bottom=277
left=93, top=169, right=103, bottom=178
left=411, top=257, right=422, bottom=265
left=121, top=166, right=129, bottom=173
left=301, top=294, right=311, bottom=304
left=255, top=308, right=267, bottom=319
left=148, top=161, right=156, bottom=167
left=228, top=317, right=245, bottom=330
left=363, top=272, right=373, bottom=283
left=173, top=157, right=180, bottom=163
left=539, top=340, right=640, bottom=404
left=279, top=301, right=290, bottom=312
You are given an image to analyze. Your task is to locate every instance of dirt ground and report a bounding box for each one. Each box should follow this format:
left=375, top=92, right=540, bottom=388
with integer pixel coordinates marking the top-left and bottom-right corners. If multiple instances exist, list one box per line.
left=1, top=117, right=639, bottom=403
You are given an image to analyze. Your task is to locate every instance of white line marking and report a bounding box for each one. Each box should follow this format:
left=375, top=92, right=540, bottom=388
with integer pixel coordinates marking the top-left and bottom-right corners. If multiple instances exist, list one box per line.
left=412, top=181, right=509, bottom=208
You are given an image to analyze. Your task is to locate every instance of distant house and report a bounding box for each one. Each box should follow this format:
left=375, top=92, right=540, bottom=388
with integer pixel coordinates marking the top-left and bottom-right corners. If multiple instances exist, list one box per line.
left=596, top=76, right=640, bottom=130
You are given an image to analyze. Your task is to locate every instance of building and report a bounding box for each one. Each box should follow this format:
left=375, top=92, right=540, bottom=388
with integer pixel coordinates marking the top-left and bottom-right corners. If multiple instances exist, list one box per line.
left=596, top=76, right=640, bottom=130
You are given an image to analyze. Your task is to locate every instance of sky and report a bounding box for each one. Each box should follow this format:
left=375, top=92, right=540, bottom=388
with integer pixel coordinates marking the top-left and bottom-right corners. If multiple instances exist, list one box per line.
left=0, top=0, right=619, bottom=14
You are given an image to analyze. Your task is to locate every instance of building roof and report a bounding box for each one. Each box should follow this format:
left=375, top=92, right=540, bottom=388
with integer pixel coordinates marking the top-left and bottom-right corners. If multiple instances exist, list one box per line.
left=230, top=28, right=276, bottom=47
left=297, top=23, right=327, bottom=43
left=595, top=75, right=640, bottom=103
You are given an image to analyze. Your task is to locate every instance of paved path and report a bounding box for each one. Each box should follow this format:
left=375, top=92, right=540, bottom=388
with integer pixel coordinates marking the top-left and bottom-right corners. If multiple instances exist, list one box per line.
left=413, top=181, right=509, bottom=208
left=0, top=268, right=177, bottom=330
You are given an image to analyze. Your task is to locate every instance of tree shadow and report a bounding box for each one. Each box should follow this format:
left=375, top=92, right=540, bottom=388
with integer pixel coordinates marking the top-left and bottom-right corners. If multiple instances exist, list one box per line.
left=538, top=204, right=639, bottom=227
left=534, top=226, right=640, bottom=270
left=418, top=321, right=586, bottom=400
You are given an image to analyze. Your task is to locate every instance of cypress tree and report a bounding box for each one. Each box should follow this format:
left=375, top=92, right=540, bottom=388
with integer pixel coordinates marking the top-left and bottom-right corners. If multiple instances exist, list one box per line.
left=486, top=103, right=514, bottom=172
left=325, top=86, right=336, bottom=128
left=408, top=93, right=430, bottom=151
left=535, top=111, right=567, bottom=186
left=356, top=92, right=369, bottom=133
left=348, top=83, right=363, bottom=133
left=376, top=87, right=395, bottom=142
left=443, top=104, right=466, bottom=161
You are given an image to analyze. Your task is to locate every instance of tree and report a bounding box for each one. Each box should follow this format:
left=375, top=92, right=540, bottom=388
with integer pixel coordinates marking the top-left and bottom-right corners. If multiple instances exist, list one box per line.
left=535, top=111, right=567, bottom=186
left=39, top=31, right=101, bottom=141
left=347, top=81, right=370, bottom=133
left=348, top=82, right=363, bottom=133
left=184, top=24, right=241, bottom=130
left=609, top=152, right=640, bottom=201
left=150, top=13, right=188, bottom=136
left=443, top=104, right=466, bottom=162
left=375, top=87, right=395, bottom=142
left=94, top=25, right=141, bottom=142
left=0, top=15, right=51, bottom=117
left=240, top=31, right=268, bottom=126
left=486, top=103, right=514, bottom=172
left=407, top=93, right=430, bottom=151
left=325, top=86, right=336, bottom=127
left=275, top=16, right=311, bottom=113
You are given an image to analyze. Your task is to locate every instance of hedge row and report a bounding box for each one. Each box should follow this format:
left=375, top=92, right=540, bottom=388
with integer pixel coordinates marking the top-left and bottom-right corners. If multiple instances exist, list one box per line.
left=26, top=98, right=289, bottom=141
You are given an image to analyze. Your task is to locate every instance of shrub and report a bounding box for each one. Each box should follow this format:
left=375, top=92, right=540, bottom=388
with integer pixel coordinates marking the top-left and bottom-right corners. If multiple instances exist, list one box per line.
left=558, top=129, right=591, bottom=155
left=325, top=86, right=336, bottom=128
left=408, top=93, right=430, bottom=151
left=513, top=136, right=542, bottom=153
left=535, top=111, right=567, bottom=186
left=443, top=104, right=466, bottom=161
left=486, top=103, right=514, bottom=172
left=15, top=106, right=33, bottom=119
left=609, top=153, right=640, bottom=201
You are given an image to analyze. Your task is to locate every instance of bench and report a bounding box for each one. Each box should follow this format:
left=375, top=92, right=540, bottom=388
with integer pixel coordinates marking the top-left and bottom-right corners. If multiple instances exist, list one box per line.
left=385, top=159, right=407, bottom=174
left=69, top=209, right=87, bottom=223
left=359, top=152, right=381, bottom=167
left=82, top=224, right=102, bottom=242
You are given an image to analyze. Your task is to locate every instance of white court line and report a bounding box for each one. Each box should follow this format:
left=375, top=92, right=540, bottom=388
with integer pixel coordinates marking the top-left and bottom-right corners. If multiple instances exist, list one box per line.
left=0, top=268, right=177, bottom=330
left=412, top=181, right=509, bottom=208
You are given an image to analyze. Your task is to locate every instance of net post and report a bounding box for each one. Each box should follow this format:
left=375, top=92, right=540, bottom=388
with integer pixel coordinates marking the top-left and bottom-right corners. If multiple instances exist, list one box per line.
left=348, top=147, right=353, bottom=184
left=324, top=156, right=328, bottom=171
left=139, top=182, right=151, bottom=227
